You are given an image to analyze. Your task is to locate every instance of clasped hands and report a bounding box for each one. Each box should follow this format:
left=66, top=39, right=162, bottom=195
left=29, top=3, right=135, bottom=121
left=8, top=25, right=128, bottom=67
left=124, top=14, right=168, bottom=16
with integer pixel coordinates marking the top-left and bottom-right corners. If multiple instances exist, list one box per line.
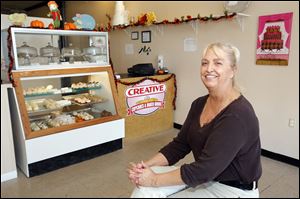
left=127, top=161, right=158, bottom=187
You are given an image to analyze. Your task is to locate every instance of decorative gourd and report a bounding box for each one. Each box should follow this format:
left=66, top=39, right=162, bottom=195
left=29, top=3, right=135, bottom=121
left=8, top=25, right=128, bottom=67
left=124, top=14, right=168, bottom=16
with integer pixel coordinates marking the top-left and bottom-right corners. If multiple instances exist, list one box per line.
left=68, top=23, right=77, bottom=30
left=30, top=20, right=44, bottom=28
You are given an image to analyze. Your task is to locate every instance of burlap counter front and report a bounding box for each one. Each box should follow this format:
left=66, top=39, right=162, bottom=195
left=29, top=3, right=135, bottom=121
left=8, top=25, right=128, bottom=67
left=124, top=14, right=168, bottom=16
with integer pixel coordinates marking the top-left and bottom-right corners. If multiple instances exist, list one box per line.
left=116, top=74, right=176, bottom=138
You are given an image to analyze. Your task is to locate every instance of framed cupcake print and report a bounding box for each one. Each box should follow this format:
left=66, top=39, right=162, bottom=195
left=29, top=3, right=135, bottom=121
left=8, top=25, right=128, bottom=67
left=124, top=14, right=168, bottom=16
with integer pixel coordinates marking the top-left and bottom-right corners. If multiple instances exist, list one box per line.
left=256, top=12, right=293, bottom=66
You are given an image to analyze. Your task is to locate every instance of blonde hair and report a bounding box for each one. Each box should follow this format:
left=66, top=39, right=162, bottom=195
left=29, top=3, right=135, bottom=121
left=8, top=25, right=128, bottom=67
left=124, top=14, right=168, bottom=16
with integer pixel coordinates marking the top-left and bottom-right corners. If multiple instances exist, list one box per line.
left=202, top=42, right=240, bottom=67
left=202, top=42, right=241, bottom=91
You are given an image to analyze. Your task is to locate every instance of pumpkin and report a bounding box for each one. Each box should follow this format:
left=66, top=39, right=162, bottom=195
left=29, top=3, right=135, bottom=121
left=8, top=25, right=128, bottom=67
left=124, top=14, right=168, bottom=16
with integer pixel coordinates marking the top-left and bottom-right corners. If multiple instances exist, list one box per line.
left=30, top=20, right=44, bottom=28
left=68, top=23, right=77, bottom=30
left=64, top=22, right=77, bottom=30
left=48, top=23, right=54, bottom=29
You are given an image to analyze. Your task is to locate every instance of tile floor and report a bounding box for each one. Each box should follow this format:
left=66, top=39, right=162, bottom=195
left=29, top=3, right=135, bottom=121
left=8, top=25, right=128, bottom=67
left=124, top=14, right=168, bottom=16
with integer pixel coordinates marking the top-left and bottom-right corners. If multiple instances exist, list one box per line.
left=1, top=128, right=299, bottom=198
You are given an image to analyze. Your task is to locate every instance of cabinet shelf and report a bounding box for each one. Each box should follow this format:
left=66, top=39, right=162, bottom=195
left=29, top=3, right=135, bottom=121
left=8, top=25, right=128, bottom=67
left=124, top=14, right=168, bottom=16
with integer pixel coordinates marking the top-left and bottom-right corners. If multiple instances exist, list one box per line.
left=71, top=86, right=102, bottom=92
left=29, top=106, right=114, bottom=132
left=27, top=99, right=107, bottom=117
left=69, top=99, right=107, bottom=107
left=28, top=107, right=63, bottom=117
left=24, top=86, right=102, bottom=98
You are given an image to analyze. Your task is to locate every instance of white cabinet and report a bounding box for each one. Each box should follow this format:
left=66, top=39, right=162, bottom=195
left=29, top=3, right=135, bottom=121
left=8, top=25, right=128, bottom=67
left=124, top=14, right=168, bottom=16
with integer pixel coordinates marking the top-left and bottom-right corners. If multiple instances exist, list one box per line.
left=1, top=84, right=17, bottom=182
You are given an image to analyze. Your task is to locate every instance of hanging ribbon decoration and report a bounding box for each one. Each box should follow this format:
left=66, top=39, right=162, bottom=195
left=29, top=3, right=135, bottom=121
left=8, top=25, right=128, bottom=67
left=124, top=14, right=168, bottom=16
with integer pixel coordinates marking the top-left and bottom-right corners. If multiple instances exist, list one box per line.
left=7, top=26, right=16, bottom=87
left=108, top=12, right=236, bottom=31
left=116, top=74, right=177, bottom=110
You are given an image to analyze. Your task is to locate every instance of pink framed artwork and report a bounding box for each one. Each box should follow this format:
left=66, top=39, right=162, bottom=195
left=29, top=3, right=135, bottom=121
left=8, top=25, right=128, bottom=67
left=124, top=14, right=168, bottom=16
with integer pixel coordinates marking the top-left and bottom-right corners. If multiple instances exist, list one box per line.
left=256, top=12, right=293, bottom=66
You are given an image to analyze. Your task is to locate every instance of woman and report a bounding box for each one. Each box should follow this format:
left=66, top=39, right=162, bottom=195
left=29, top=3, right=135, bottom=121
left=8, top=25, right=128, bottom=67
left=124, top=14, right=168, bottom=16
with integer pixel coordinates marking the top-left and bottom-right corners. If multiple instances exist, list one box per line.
left=128, top=42, right=262, bottom=198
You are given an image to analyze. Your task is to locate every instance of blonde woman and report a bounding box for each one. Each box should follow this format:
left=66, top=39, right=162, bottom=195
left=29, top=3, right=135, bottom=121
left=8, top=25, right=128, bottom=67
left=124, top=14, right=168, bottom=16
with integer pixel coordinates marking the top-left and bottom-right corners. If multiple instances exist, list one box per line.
left=128, top=43, right=262, bottom=198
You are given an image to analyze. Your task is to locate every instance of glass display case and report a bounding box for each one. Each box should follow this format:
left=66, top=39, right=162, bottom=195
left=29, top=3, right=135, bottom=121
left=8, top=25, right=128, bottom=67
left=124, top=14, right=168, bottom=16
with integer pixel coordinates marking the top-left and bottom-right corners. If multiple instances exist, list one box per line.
left=3, top=28, right=124, bottom=177
left=1, top=27, right=109, bottom=70
left=9, top=67, right=124, bottom=177
left=12, top=67, right=120, bottom=139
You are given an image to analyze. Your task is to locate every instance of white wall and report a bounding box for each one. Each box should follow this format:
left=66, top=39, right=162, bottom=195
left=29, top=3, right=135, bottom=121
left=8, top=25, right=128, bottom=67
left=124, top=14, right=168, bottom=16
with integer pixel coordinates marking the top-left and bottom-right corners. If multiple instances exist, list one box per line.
left=0, top=14, right=53, bottom=181
left=107, top=1, right=299, bottom=159
left=56, top=1, right=298, bottom=160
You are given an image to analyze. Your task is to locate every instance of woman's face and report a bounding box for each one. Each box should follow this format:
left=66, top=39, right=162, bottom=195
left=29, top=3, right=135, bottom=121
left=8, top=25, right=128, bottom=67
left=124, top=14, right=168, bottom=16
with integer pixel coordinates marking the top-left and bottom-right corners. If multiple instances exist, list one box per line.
left=200, top=48, right=235, bottom=92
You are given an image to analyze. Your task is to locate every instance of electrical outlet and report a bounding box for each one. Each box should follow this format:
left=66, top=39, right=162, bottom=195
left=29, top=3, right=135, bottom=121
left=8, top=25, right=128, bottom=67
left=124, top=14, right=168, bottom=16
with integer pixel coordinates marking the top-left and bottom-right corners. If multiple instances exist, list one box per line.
left=288, top=119, right=295, bottom=127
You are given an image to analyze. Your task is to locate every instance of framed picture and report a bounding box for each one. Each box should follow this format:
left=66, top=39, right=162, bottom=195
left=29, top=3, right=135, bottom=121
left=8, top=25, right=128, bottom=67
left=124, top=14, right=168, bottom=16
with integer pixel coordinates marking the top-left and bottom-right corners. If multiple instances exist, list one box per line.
left=256, top=12, right=293, bottom=66
left=131, top=31, right=139, bottom=40
left=141, top=30, right=151, bottom=43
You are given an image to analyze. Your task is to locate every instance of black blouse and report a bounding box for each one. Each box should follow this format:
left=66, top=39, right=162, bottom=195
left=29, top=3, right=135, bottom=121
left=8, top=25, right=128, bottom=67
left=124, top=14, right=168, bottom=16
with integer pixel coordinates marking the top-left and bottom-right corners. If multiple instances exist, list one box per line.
left=159, top=95, right=262, bottom=187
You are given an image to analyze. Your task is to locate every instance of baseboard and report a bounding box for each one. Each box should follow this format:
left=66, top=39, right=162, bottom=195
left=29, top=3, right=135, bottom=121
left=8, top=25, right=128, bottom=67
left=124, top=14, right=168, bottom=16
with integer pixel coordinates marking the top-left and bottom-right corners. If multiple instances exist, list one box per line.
left=173, top=123, right=182, bottom=130
left=261, top=149, right=299, bottom=167
left=173, top=123, right=299, bottom=167
left=1, top=170, right=17, bottom=182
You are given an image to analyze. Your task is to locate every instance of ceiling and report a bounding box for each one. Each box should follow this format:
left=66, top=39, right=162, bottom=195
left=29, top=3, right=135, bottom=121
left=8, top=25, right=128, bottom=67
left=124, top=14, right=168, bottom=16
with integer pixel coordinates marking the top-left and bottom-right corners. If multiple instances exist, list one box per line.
left=1, top=1, right=48, bottom=14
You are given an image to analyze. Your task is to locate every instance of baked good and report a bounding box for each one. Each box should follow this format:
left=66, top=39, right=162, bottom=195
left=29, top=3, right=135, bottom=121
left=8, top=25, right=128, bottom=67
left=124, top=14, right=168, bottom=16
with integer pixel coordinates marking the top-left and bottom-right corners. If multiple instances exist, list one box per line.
left=101, top=110, right=112, bottom=117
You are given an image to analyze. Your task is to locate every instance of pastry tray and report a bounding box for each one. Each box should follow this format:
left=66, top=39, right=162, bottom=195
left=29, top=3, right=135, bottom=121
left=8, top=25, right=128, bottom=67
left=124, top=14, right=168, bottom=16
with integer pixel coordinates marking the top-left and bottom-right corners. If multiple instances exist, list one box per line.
left=28, top=107, right=63, bottom=117
left=63, top=93, right=105, bottom=106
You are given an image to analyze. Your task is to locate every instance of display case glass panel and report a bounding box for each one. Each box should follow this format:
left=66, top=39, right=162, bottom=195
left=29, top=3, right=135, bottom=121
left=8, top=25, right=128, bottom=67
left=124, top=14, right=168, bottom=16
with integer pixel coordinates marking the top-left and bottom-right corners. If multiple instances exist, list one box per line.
left=12, top=67, right=119, bottom=139
left=2, top=27, right=109, bottom=70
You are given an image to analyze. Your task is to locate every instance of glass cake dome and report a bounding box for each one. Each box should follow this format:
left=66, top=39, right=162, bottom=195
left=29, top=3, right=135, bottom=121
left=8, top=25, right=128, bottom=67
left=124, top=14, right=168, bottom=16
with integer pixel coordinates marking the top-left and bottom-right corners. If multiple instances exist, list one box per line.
left=17, top=42, right=38, bottom=65
left=40, top=42, right=60, bottom=64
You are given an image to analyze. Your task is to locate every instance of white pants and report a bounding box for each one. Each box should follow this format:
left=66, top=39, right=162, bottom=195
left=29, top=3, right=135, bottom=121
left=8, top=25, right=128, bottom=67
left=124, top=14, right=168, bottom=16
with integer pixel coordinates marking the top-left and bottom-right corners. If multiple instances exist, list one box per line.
left=130, top=166, right=259, bottom=198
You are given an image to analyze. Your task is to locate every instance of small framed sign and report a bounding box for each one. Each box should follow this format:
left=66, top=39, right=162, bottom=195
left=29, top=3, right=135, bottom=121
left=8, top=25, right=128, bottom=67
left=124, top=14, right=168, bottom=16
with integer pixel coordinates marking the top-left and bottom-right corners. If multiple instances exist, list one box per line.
left=141, top=30, right=151, bottom=43
left=131, top=31, right=139, bottom=40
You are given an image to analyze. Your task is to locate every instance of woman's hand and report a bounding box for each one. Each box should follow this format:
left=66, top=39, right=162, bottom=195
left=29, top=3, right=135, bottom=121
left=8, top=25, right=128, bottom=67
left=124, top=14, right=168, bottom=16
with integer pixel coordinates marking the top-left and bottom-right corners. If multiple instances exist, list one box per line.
left=136, top=161, right=159, bottom=187
left=127, top=162, right=144, bottom=187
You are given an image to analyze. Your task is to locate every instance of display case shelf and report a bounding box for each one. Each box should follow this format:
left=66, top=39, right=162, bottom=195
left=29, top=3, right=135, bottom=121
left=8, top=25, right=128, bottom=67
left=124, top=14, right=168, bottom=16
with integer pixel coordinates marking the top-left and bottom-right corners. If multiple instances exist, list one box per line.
left=24, top=86, right=102, bottom=98
left=28, top=107, right=63, bottom=117
left=27, top=100, right=108, bottom=117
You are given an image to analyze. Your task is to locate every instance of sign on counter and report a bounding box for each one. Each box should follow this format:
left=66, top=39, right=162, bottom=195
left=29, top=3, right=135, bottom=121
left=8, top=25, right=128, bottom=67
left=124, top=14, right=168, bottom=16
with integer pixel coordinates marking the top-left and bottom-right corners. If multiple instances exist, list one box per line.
left=125, top=79, right=166, bottom=116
